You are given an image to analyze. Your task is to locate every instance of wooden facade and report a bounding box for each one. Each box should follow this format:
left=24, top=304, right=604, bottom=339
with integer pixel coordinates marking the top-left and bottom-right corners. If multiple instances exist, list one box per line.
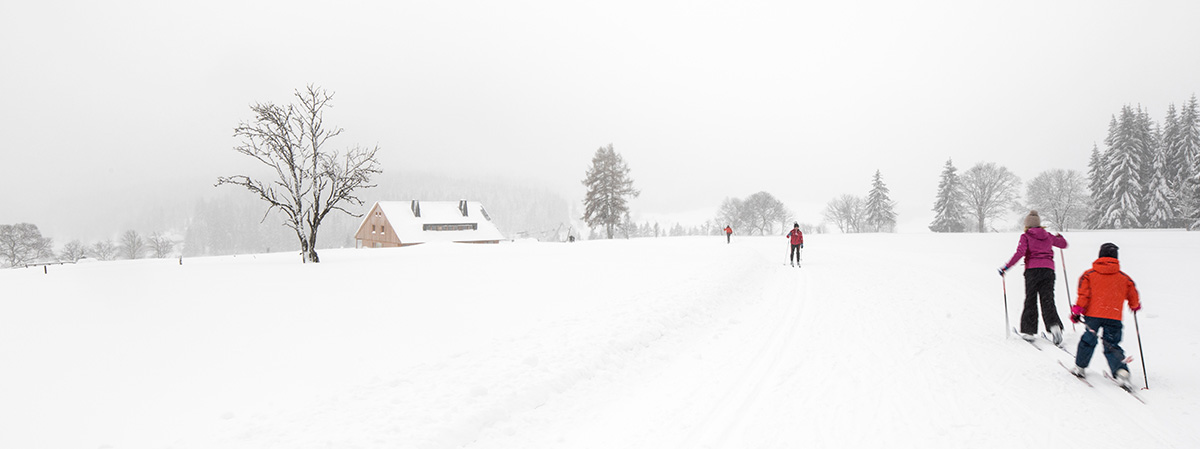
left=355, top=203, right=405, bottom=248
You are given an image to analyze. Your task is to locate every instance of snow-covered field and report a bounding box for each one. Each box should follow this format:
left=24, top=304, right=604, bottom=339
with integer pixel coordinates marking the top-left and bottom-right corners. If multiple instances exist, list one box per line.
left=2, top=231, right=1197, bottom=449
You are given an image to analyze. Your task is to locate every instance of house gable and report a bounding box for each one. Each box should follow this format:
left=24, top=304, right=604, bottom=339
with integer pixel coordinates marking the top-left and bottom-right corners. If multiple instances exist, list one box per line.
left=354, top=203, right=403, bottom=248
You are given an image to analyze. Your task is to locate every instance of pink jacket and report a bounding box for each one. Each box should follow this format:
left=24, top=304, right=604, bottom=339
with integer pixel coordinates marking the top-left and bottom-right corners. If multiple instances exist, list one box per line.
left=1004, top=227, right=1067, bottom=271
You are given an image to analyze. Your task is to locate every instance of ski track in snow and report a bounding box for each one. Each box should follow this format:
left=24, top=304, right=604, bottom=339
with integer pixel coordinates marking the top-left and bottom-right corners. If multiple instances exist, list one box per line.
left=2, top=233, right=1199, bottom=449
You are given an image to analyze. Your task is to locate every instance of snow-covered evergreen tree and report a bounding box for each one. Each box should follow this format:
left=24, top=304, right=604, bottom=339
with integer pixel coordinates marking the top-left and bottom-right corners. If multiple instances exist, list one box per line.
left=1085, top=144, right=1107, bottom=229
left=1100, top=106, right=1145, bottom=229
left=864, top=170, right=897, bottom=232
left=1144, top=144, right=1176, bottom=228
left=930, top=158, right=966, bottom=232
left=1180, top=95, right=1200, bottom=228
left=581, top=144, right=640, bottom=239
left=1162, top=104, right=1187, bottom=196
left=1134, top=106, right=1160, bottom=218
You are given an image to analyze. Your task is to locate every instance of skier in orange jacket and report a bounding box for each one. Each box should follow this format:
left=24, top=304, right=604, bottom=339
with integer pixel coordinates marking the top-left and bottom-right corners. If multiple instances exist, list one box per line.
left=1068, top=242, right=1141, bottom=390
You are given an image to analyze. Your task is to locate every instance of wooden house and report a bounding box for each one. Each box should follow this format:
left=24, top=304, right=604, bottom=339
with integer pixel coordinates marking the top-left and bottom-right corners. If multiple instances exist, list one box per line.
left=355, top=200, right=505, bottom=248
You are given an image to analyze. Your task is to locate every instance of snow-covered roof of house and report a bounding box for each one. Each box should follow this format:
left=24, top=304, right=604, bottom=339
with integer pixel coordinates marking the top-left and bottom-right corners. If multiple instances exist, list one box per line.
left=363, top=200, right=504, bottom=244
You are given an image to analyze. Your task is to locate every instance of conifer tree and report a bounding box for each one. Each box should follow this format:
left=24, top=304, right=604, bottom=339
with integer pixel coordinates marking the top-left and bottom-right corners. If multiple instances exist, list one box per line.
left=581, top=144, right=640, bottom=239
left=1180, top=95, right=1200, bottom=228
left=1144, top=144, right=1176, bottom=228
left=863, top=170, right=897, bottom=232
left=930, top=158, right=966, bottom=232
left=1134, top=106, right=1160, bottom=218
left=1162, top=104, right=1187, bottom=196
left=1085, top=144, right=1107, bottom=229
left=1101, top=106, right=1146, bottom=229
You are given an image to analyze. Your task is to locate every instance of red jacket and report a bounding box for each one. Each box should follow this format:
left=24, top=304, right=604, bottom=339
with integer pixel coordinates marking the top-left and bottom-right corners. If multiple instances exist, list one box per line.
left=724, top=227, right=733, bottom=235
left=1076, top=257, right=1140, bottom=321
left=787, top=229, right=803, bottom=245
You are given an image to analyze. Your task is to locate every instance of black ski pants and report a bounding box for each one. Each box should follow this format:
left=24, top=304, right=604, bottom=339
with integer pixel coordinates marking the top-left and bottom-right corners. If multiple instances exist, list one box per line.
left=1020, top=267, right=1063, bottom=334
left=789, top=244, right=801, bottom=263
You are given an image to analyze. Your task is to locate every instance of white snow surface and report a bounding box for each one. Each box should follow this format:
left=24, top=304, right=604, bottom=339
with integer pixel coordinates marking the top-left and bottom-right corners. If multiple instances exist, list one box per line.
left=2, top=232, right=1197, bottom=449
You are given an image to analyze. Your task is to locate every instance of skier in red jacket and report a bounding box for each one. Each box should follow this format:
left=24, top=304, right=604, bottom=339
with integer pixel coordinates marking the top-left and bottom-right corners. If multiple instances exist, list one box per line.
left=1068, top=242, right=1141, bottom=390
left=724, top=225, right=733, bottom=244
left=786, top=223, right=804, bottom=267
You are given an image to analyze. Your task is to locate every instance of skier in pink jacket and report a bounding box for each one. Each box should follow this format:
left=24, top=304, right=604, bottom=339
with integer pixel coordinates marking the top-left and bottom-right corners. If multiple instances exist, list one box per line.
left=786, top=223, right=804, bottom=267
left=999, top=211, right=1068, bottom=344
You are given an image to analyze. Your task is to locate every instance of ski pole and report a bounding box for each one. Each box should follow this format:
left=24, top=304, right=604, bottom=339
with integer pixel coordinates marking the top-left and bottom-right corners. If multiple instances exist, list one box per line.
left=1002, top=275, right=1010, bottom=339
left=1134, top=310, right=1148, bottom=389
left=1060, top=248, right=1075, bottom=332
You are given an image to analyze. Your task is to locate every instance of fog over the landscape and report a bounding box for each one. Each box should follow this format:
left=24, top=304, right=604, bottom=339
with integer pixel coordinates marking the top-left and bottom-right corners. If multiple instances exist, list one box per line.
left=4, top=0, right=1200, bottom=241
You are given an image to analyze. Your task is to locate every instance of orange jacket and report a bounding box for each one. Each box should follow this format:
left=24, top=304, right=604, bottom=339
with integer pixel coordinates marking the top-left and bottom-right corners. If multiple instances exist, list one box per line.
left=1076, top=257, right=1140, bottom=321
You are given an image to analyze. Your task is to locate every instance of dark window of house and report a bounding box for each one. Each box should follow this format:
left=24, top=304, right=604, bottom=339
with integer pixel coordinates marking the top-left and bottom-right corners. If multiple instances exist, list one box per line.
left=423, top=223, right=478, bottom=232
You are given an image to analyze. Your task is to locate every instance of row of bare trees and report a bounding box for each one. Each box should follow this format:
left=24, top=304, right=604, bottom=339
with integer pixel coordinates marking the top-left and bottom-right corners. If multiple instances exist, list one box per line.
left=62, top=231, right=176, bottom=262
left=1, top=223, right=178, bottom=268
left=930, top=159, right=1090, bottom=232
left=715, top=191, right=793, bottom=236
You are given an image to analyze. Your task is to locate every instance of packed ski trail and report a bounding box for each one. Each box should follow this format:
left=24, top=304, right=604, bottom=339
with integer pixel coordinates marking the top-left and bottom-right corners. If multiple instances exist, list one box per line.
left=2, top=232, right=1198, bottom=448
left=478, top=235, right=1184, bottom=449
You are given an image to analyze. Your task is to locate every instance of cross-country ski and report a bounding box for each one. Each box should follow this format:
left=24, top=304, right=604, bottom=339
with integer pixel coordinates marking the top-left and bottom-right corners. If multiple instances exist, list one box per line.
left=1058, top=360, right=1093, bottom=388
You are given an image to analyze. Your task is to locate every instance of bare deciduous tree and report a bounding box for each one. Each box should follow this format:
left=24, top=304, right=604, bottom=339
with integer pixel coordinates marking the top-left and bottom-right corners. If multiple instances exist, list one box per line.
left=147, top=233, right=175, bottom=258
left=715, top=197, right=746, bottom=233
left=742, top=191, right=792, bottom=235
left=90, top=240, right=117, bottom=261
left=120, top=230, right=146, bottom=260
left=715, top=192, right=791, bottom=236
left=960, top=162, right=1022, bottom=232
left=60, top=239, right=87, bottom=263
left=823, top=195, right=866, bottom=233
left=0, top=223, right=54, bottom=267
left=217, top=85, right=381, bottom=263
left=1026, top=169, right=1090, bottom=232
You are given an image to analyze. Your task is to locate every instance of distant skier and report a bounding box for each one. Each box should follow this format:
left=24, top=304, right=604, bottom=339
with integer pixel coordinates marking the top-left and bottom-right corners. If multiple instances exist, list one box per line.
left=724, top=225, right=733, bottom=244
left=998, top=211, right=1068, bottom=344
left=1068, top=243, right=1141, bottom=390
left=786, top=223, right=803, bottom=267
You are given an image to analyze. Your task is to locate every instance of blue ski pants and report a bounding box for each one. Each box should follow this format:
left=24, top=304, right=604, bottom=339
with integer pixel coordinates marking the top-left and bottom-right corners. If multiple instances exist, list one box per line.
left=1074, top=316, right=1128, bottom=376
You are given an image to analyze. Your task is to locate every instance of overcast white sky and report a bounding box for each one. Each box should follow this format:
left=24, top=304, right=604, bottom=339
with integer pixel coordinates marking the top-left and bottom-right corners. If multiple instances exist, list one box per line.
left=3, top=0, right=1200, bottom=237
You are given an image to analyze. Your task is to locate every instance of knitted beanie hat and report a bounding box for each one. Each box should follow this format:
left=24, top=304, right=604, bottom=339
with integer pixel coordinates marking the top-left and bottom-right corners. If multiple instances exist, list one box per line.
left=1099, top=242, right=1119, bottom=259
left=1023, top=210, right=1042, bottom=228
